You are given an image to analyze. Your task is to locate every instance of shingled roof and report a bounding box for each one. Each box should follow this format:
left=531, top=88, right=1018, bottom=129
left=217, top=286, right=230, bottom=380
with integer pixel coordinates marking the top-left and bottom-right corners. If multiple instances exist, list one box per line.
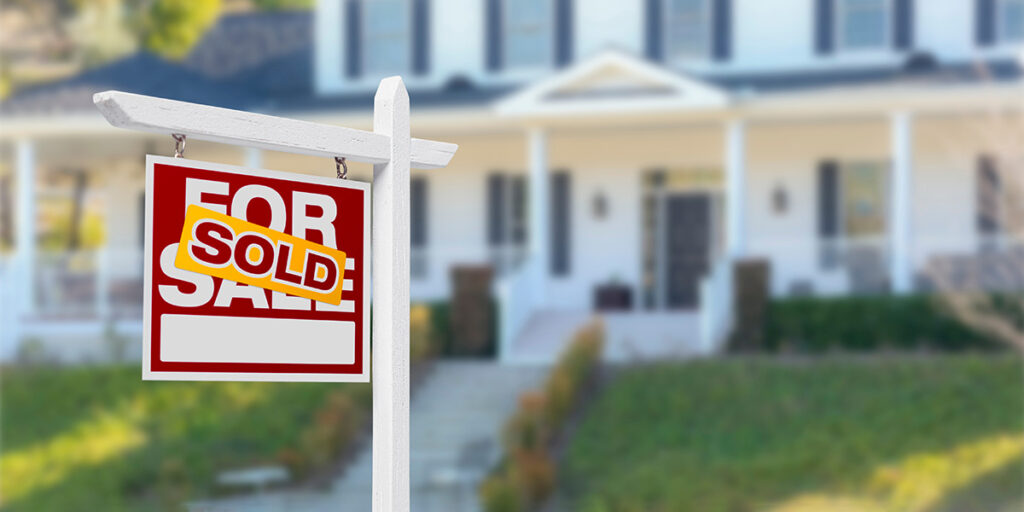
left=1, top=9, right=1021, bottom=118
left=0, top=52, right=250, bottom=116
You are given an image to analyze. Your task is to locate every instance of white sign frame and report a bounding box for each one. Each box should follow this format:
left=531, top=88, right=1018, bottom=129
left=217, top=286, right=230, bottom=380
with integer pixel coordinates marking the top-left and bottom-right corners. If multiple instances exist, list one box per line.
left=95, top=77, right=450, bottom=512
left=141, top=155, right=372, bottom=383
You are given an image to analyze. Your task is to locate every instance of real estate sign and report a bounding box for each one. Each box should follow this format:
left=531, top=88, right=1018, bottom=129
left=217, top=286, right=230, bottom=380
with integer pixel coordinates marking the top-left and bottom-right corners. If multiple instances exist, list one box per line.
left=143, top=155, right=370, bottom=382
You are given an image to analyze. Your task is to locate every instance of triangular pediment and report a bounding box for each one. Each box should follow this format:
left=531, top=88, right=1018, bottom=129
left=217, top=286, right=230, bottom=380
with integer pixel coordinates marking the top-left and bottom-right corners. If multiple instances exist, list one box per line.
left=495, top=50, right=729, bottom=117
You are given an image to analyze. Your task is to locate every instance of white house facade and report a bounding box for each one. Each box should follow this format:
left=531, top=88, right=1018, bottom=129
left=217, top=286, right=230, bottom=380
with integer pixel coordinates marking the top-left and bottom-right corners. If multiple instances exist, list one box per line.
left=1, top=0, right=1023, bottom=363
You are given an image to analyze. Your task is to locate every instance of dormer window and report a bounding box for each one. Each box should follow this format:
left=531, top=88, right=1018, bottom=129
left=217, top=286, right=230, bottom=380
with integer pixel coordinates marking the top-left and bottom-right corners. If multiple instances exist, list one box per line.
left=836, top=0, right=889, bottom=51
left=504, top=0, right=553, bottom=69
left=363, top=0, right=410, bottom=76
left=665, top=0, right=711, bottom=61
left=1000, top=0, right=1024, bottom=43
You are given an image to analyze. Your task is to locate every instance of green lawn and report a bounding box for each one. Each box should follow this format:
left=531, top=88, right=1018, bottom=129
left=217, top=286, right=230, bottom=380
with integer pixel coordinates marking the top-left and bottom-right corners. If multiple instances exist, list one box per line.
left=565, top=355, right=1024, bottom=512
left=0, top=365, right=370, bottom=511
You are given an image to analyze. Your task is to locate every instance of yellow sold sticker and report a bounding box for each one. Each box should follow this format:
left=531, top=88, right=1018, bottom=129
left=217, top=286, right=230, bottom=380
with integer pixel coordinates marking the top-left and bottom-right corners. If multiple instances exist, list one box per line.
left=174, top=204, right=347, bottom=305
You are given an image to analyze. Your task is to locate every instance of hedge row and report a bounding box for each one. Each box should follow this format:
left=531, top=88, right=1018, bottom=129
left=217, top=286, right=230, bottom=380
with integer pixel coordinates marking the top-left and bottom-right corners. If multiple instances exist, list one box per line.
left=762, top=295, right=1009, bottom=353
left=480, top=322, right=604, bottom=512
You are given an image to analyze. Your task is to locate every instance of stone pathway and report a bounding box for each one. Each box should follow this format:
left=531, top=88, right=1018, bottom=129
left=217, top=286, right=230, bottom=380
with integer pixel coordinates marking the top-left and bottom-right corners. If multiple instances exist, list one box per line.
left=191, top=361, right=547, bottom=512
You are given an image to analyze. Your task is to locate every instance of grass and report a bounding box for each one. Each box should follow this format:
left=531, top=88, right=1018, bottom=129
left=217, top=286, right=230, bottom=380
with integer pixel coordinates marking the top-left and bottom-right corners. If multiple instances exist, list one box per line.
left=564, top=355, right=1024, bottom=512
left=0, top=364, right=370, bottom=511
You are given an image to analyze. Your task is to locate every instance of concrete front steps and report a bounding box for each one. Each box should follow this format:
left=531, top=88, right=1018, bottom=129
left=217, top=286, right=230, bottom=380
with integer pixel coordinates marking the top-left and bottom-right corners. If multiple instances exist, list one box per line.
left=191, top=360, right=547, bottom=512
left=506, top=310, right=704, bottom=365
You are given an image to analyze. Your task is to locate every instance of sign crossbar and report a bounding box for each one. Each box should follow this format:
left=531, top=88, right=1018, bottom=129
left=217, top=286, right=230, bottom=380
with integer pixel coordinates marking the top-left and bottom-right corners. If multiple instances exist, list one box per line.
left=94, top=90, right=457, bottom=169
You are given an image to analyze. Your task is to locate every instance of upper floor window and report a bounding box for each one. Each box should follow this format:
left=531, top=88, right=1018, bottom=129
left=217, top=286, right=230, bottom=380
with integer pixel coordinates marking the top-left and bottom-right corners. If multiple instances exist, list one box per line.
left=504, top=0, right=553, bottom=69
left=363, top=0, right=410, bottom=76
left=665, top=0, right=711, bottom=61
left=1000, top=0, right=1024, bottom=42
left=837, top=0, right=889, bottom=50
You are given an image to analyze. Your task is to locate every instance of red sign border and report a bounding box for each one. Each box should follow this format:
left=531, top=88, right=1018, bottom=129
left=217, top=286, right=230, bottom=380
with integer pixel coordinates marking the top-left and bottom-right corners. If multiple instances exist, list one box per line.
left=142, top=155, right=371, bottom=383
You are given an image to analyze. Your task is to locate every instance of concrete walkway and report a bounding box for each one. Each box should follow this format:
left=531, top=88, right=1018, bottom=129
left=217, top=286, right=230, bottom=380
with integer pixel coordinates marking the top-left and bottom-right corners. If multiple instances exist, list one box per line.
left=191, top=361, right=547, bottom=512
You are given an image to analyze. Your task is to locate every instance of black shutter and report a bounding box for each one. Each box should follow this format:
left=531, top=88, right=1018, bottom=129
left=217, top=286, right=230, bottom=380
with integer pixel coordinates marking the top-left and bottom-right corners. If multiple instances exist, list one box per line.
left=976, top=0, right=996, bottom=46
left=413, top=0, right=430, bottom=75
left=487, top=174, right=506, bottom=246
left=551, top=171, right=571, bottom=276
left=815, top=0, right=835, bottom=55
left=712, top=0, right=732, bottom=61
left=977, top=155, right=1001, bottom=234
left=411, top=177, right=428, bottom=247
left=345, top=0, right=362, bottom=78
left=555, top=0, right=574, bottom=67
left=509, top=176, right=527, bottom=244
left=893, top=0, right=914, bottom=50
left=486, top=0, right=503, bottom=71
left=818, top=161, right=839, bottom=238
left=645, top=0, right=663, bottom=61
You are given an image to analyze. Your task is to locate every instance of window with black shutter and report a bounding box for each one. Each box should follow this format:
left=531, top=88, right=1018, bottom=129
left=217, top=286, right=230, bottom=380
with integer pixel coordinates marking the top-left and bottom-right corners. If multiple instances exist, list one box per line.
left=976, top=155, right=1003, bottom=242
left=411, top=176, right=428, bottom=278
left=551, top=171, right=571, bottom=276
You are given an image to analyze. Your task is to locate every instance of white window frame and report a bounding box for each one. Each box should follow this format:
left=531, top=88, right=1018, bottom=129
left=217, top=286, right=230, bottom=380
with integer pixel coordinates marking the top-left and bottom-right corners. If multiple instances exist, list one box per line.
left=361, top=0, right=412, bottom=77
left=837, top=160, right=889, bottom=241
left=663, top=0, right=713, bottom=63
left=502, top=0, right=556, bottom=71
left=835, top=0, right=892, bottom=52
left=998, top=0, right=1024, bottom=43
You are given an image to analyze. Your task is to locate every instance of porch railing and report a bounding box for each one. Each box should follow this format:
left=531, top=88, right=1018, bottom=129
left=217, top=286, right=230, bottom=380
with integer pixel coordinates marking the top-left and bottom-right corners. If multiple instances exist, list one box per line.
left=495, top=255, right=540, bottom=362
left=698, top=256, right=734, bottom=354
left=31, top=247, right=143, bottom=321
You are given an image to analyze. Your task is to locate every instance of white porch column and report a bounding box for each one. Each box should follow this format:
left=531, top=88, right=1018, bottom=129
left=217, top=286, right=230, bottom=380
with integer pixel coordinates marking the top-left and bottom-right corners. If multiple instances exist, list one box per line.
left=528, top=127, right=549, bottom=305
left=890, top=111, right=913, bottom=294
left=725, top=119, right=746, bottom=260
left=15, top=138, right=36, bottom=315
left=244, top=146, right=263, bottom=169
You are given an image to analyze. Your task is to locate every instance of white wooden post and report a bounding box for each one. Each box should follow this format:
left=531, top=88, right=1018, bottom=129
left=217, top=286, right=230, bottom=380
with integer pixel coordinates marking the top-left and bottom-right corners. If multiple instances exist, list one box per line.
left=244, top=147, right=263, bottom=169
left=890, top=111, right=913, bottom=294
left=15, top=138, right=36, bottom=318
left=725, top=119, right=746, bottom=259
left=372, top=77, right=411, bottom=512
left=528, top=127, right=549, bottom=305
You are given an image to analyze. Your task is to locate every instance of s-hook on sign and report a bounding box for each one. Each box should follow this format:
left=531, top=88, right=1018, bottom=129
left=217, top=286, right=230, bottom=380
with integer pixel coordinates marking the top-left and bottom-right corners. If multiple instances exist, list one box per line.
left=143, top=155, right=369, bottom=382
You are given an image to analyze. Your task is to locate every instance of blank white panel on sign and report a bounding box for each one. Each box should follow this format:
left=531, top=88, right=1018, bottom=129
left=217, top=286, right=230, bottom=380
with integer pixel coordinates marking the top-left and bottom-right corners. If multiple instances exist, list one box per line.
left=160, top=315, right=355, bottom=364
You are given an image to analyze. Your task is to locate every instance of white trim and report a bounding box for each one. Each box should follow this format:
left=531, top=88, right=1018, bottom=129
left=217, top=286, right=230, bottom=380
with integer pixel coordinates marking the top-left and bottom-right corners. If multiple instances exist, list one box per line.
left=495, top=49, right=729, bottom=117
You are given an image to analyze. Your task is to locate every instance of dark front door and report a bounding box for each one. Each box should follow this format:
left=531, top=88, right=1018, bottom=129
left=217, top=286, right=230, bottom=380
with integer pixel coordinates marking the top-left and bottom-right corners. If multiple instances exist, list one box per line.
left=664, top=194, right=711, bottom=309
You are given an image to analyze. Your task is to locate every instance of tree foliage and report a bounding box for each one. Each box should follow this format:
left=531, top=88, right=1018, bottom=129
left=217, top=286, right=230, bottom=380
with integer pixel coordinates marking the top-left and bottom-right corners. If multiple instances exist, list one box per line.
left=138, top=0, right=222, bottom=59
left=251, top=0, right=313, bottom=10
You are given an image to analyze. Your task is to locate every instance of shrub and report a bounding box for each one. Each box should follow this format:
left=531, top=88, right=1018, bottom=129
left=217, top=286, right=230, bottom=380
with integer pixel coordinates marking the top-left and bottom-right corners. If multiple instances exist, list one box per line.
left=481, top=321, right=604, bottom=512
left=410, top=304, right=438, bottom=363
left=763, top=295, right=1006, bottom=353
left=286, top=391, right=363, bottom=476
left=480, top=471, right=524, bottom=512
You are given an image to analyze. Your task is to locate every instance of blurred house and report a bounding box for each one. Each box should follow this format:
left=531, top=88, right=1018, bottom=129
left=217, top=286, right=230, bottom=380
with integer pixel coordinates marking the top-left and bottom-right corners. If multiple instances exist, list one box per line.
left=1, top=0, right=1022, bottom=363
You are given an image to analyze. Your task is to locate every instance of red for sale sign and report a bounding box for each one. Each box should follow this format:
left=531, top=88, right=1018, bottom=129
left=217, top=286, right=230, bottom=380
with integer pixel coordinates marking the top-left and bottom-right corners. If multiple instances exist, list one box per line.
left=143, top=156, right=369, bottom=382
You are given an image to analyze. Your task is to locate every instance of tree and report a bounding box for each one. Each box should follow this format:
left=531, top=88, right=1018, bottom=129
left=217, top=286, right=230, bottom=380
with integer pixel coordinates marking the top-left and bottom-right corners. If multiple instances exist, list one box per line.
left=137, top=0, right=221, bottom=59
left=925, top=61, right=1024, bottom=352
left=250, top=0, right=312, bottom=10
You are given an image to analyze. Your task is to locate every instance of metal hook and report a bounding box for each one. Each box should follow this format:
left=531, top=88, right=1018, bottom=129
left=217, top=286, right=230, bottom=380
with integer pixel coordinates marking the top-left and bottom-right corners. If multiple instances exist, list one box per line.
left=335, top=156, right=348, bottom=179
left=172, top=133, right=186, bottom=158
